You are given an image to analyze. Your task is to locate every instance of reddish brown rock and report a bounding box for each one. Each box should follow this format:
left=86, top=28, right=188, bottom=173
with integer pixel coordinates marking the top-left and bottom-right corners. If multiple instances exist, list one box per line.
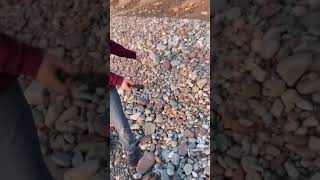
left=136, top=152, right=155, bottom=175
left=178, top=142, right=188, bottom=156
left=139, top=135, right=152, bottom=147
left=184, top=129, right=195, bottom=138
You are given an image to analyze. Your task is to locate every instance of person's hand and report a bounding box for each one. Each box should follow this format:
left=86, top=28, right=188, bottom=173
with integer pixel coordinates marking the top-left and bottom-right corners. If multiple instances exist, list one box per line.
left=119, top=78, right=134, bottom=92
left=36, top=53, right=79, bottom=95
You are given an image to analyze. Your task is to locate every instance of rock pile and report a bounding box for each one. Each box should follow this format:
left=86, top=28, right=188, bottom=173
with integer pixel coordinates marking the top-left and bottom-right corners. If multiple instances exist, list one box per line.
left=213, top=0, right=320, bottom=179
left=110, top=15, right=210, bottom=179
left=0, top=1, right=107, bottom=180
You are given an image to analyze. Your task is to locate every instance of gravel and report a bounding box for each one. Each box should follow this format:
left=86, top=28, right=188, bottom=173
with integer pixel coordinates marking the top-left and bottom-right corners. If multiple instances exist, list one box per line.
left=110, top=14, right=210, bottom=179
left=0, top=1, right=107, bottom=179
left=212, top=0, right=320, bottom=179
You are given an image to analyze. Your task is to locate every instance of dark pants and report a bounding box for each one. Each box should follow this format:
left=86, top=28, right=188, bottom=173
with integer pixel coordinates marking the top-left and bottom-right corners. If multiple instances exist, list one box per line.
left=0, top=80, right=53, bottom=180
left=109, top=88, right=136, bottom=153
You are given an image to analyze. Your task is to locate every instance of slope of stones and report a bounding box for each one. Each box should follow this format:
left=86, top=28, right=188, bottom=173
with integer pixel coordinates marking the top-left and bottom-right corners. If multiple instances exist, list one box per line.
left=213, top=0, right=320, bottom=180
left=110, top=15, right=210, bottom=179
left=1, top=1, right=107, bottom=180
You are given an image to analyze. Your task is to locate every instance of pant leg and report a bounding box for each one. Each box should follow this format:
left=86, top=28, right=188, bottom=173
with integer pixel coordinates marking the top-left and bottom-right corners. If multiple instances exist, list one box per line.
left=109, top=87, right=136, bottom=153
left=0, top=80, right=53, bottom=180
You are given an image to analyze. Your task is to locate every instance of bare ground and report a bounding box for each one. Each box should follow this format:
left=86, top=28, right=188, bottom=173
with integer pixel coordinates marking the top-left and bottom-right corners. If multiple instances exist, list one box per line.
left=110, top=0, right=210, bottom=21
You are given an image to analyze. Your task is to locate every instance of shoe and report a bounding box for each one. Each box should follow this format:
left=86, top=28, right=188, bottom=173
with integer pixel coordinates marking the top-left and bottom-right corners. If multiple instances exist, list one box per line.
left=128, top=144, right=143, bottom=168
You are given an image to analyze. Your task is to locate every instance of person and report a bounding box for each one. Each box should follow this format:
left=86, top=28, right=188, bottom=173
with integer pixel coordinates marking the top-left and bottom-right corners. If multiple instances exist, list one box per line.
left=0, top=32, right=78, bottom=179
left=107, top=39, right=143, bottom=168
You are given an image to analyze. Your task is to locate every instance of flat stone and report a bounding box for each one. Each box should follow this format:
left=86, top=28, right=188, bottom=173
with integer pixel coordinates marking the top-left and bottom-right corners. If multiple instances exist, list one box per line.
left=183, top=164, right=193, bottom=176
left=51, top=152, right=72, bottom=167
left=265, top=145, right=281, bottom=156
left=144, top=123, right=156, bottom=135
left=178, top=142, right=188, bottom=156
left=161, top=60, right=171, bottom=70
left=259, top=39, right=280, bottom=59
left=154, top=114, right=164, bottom=123
left=241, top=156, right=262, bottom=173
left=184, top=129, right=194, bottom=138
left=137, top=152, right=155, bottom=174
left=238, top=118, right=254, bottom=127
left=303, top=117, right=319, bottom=127
left=170, top=153, right=180, bottom=166
left=263, top=78, right=286, bottom=97
left=281, top=89, right=299, bottom=110
left=276, top=53, right=312, bottom=86
left=167, top=163, right=175, bottom=176
left=297, top=79, right=320, bottom=94
left=295, top=98, right=313, bottom=111
left=250, top=64, right=267, bottom=82
left=196, top=79, right=208, bottom=89
left=58, top=106, right=78, bottom=122
left=309, top=136, right=320, bottom=151
left=271, top=99, right=283, bottom=117
left=171, top=60, right=181, bottom=67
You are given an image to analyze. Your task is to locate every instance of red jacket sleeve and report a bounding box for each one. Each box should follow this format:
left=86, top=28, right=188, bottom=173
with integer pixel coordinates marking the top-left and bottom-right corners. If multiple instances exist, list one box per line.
left=0, top=33, right=44, bottom=78
left=110, top=39, right=137, bottom=59
left=110, top=72, right=124, bottom=87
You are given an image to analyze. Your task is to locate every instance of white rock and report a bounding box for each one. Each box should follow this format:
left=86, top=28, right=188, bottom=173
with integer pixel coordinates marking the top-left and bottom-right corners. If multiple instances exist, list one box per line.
left=183, top=164, right=193, bottom=176
left=133, top=173, right=142, bottom=179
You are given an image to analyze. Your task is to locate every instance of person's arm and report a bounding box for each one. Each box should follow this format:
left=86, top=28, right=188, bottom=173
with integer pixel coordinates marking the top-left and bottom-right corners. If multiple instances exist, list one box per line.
left=0, top=32, right=44, bottom=78
left=110, top=72, right=124, bottom=87
left=109, top=39, right=137, bottom=59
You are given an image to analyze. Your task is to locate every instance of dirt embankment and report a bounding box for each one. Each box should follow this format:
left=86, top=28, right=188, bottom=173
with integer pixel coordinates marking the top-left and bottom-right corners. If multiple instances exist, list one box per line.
left=110, top=0, right=210, bottom=21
